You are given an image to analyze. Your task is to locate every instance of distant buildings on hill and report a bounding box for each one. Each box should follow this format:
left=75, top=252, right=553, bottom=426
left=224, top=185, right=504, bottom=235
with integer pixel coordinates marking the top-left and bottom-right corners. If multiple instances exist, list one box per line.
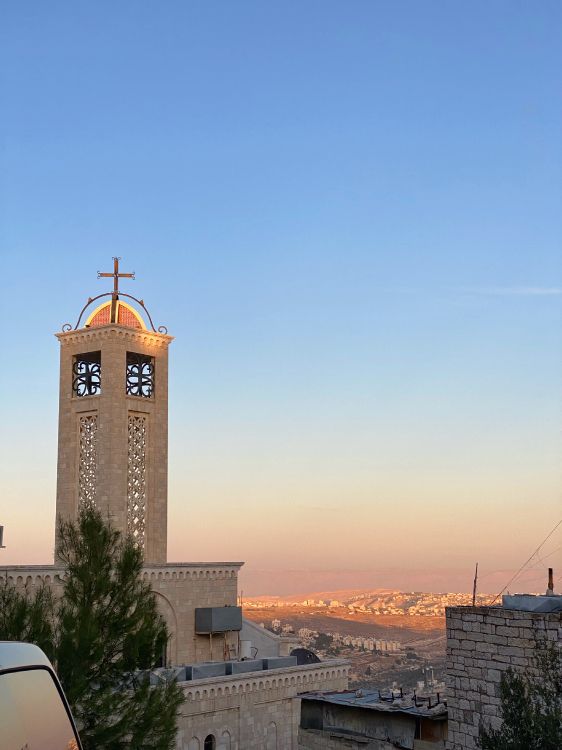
left=244, top=590, right=495, bottom=617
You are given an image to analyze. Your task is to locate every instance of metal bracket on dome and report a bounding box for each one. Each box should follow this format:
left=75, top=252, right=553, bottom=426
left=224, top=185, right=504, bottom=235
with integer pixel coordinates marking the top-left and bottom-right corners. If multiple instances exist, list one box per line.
left=61, top=292, right=165, bottom=333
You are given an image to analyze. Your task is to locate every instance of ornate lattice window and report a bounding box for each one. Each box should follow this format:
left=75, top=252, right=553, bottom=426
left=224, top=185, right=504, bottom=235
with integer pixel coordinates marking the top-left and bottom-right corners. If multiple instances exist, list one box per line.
left=127, top=414, right=147, bottom=547
left=73, top=351, right=101, bottom=397
left=126, top=352, right=154, bottom=398
left=78, top=415, right=97, bottom=508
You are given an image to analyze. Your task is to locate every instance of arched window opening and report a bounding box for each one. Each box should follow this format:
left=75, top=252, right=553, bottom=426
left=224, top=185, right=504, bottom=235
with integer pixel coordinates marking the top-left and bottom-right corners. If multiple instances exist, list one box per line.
left=204, top=735, right=216, bottom=750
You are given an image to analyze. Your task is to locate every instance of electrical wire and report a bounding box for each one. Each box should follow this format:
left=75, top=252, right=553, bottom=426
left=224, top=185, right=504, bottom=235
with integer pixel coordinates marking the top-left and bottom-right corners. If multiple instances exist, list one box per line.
left=491, top=517, right=562, bottom=604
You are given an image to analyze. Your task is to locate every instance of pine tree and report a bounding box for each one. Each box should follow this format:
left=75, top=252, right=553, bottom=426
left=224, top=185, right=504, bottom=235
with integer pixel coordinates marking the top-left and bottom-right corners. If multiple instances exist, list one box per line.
left=0, top=579, right=56, bottom=661
left=0, top=509, right=184, bottom=750
left=479, top=639, right=562, bottom=750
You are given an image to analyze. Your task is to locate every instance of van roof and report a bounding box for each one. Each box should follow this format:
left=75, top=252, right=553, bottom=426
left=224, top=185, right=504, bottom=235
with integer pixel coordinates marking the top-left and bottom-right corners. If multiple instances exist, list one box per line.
left=0, top=642, right=52, bottom=671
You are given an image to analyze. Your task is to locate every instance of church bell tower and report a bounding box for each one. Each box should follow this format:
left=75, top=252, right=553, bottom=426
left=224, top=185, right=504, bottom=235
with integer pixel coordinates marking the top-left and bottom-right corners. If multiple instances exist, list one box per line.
left=55, top=259, right=173, bottom=563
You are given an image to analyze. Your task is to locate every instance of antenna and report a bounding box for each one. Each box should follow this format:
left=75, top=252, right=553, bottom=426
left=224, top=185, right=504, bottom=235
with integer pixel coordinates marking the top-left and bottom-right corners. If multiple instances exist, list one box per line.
left=472, top=562, right=478, bottom=606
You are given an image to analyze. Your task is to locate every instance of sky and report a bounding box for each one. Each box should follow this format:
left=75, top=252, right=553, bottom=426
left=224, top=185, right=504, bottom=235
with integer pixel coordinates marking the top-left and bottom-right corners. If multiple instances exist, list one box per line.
left=1, top=2, right=561, bottom=595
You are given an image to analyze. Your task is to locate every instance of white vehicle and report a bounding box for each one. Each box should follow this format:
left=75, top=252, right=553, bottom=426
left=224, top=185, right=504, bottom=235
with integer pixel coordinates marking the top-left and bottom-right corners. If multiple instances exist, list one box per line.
left=0, top=642, right=82, bottom=750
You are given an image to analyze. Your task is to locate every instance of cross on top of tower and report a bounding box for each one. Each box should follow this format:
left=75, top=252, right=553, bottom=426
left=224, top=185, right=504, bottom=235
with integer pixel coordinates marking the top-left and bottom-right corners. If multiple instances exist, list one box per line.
left=98, top=257, right=135, bottom=323
left=62, top=257, right=167, bottom=333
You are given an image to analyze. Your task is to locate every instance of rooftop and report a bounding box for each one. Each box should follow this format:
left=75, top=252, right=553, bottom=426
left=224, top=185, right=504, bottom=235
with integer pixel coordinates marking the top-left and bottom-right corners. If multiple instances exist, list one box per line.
left=501, top=593, right=562, bottom=613
left=301, top=688, right=447, bottom=720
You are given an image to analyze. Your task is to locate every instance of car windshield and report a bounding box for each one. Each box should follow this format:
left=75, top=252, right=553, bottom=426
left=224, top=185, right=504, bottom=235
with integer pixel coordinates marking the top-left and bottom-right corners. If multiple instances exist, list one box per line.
left=0, top=668, right=79, bottom=750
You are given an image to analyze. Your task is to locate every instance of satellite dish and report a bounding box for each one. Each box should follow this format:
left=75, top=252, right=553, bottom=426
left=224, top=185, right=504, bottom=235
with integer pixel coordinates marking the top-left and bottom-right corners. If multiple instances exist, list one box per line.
left=291, top=648, right=321, bottom=665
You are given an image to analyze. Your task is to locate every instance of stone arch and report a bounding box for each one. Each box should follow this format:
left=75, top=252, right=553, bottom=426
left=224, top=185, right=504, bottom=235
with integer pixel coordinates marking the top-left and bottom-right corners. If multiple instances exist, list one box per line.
left=265, top=721, right=277, bottom=750
left=218, top=729, right=231, bottom=750
left=153, top=590, right=178, bottom=665
left=187, top=738, right=200, bottom=750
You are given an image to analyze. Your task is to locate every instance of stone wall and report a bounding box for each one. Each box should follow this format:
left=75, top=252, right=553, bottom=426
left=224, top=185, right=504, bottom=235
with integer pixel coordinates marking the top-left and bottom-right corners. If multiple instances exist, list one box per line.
left=177, top=660, right=350, bottom=750
left=240, top=618, right=299, bottom=658
left=0, top=562, right=243, bottom=665
left=445, top=605, right=561, bottom=750
left=55, top=325, right=173, bottom=563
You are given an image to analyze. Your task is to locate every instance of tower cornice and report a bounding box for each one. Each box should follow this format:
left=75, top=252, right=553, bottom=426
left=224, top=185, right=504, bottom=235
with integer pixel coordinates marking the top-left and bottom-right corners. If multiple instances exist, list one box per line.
left=55, top=324, right=174, bottom=348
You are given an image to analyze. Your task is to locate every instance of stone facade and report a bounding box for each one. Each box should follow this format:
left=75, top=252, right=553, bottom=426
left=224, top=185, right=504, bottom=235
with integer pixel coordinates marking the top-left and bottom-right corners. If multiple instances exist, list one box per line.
left=445, top=604, right=562, bottom=750
left=177, top=660, right=349, bottom=750
left=1, top=562, right=243, bottom=665
left=55, top=324, right=173, bottom=563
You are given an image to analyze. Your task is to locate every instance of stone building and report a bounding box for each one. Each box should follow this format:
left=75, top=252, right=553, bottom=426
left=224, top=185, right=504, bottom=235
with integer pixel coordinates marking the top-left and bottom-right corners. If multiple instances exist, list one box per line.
left=0, top=260, right=349, bottom=749
left=445, top=594, right=562, bottom=750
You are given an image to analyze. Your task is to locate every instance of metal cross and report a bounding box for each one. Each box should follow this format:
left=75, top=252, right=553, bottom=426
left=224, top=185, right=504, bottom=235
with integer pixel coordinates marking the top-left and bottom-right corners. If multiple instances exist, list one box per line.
left=98, top=257, right=135, bottom=323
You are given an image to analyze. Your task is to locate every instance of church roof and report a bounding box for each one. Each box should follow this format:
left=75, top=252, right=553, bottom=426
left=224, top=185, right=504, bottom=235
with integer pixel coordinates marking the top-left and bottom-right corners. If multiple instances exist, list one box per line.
left=85, top=299, right=147, bottom=330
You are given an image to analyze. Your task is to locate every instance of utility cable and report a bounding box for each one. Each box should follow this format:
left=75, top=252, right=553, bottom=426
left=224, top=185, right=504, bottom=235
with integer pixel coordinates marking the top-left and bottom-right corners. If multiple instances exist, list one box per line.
left=491, top=517, right=562, bottom=604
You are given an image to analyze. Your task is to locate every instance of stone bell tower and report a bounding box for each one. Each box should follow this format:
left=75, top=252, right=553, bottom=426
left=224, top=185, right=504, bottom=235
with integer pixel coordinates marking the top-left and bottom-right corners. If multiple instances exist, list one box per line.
left=55, top=259, right=173, bottom=563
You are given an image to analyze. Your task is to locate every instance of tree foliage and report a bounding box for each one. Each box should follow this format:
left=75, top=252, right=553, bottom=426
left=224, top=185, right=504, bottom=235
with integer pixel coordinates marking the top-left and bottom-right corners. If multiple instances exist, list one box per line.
left=479, top=639, right=562, bottom=750
left=0, top=579, right=56, bottom=661
left=0, top=509, right=184, bottom=750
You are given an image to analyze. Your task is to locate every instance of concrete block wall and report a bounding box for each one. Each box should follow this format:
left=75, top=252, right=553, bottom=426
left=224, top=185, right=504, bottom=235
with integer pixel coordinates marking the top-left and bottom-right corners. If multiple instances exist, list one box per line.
left=445, top=605, right=561, bottom=750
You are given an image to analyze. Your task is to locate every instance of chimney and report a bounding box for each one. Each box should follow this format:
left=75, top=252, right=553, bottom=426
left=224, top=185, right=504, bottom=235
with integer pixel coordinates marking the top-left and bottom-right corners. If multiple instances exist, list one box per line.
left=546, top=568, right=554, bottom=596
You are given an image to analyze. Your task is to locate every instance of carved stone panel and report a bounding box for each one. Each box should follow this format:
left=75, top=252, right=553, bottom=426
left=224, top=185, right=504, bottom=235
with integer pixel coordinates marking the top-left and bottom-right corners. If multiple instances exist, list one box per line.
left=127, top=414, right=147, bottom=547
left=78, top=414, right=97, bottom=509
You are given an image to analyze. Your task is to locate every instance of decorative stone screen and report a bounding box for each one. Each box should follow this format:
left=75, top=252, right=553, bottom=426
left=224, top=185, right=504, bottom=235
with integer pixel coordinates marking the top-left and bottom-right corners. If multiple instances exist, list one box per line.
left=73, top=351, right=101, bottom=397
left=127, top=414, right=147, bottom=547
left=78, top=414, right=97, bottom=508
left=126, top=352, right=154, bottom=398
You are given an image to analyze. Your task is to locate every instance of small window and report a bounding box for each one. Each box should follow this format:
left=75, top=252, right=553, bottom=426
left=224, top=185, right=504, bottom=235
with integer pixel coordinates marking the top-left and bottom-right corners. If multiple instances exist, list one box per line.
left=73, top=351, right=101, bottom=397
left=126, top=352, right=154, bottom=398
left=204, top=735, right=216, bottom=750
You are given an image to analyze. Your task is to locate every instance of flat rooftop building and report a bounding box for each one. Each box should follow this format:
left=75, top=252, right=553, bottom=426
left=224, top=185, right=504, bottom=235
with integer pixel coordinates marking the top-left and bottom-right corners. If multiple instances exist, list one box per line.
left=299, top=688, right=448, bottom=749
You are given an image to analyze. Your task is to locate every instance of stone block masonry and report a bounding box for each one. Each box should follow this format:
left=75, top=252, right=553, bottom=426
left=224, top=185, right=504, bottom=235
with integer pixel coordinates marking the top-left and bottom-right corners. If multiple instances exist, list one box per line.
left=1, top=562, right=243, bottom=665
left=445, top=605, right=561, bottom=750
left=178, top=660, right=349, bottom=750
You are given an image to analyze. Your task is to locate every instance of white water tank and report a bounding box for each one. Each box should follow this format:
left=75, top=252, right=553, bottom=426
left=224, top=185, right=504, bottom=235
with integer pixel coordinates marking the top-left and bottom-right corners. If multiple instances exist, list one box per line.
left=240, top=640, right=253, bottom=660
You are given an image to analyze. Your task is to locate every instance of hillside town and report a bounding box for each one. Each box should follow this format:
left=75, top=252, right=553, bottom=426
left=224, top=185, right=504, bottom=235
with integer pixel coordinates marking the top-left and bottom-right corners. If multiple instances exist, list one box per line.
left=243, top=590, right=495, bottom=617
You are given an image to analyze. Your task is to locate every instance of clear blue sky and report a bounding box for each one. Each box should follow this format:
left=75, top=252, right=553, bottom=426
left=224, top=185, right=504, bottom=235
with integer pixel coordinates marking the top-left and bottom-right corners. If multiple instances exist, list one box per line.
left=1, top=2, right=561, bottom=593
